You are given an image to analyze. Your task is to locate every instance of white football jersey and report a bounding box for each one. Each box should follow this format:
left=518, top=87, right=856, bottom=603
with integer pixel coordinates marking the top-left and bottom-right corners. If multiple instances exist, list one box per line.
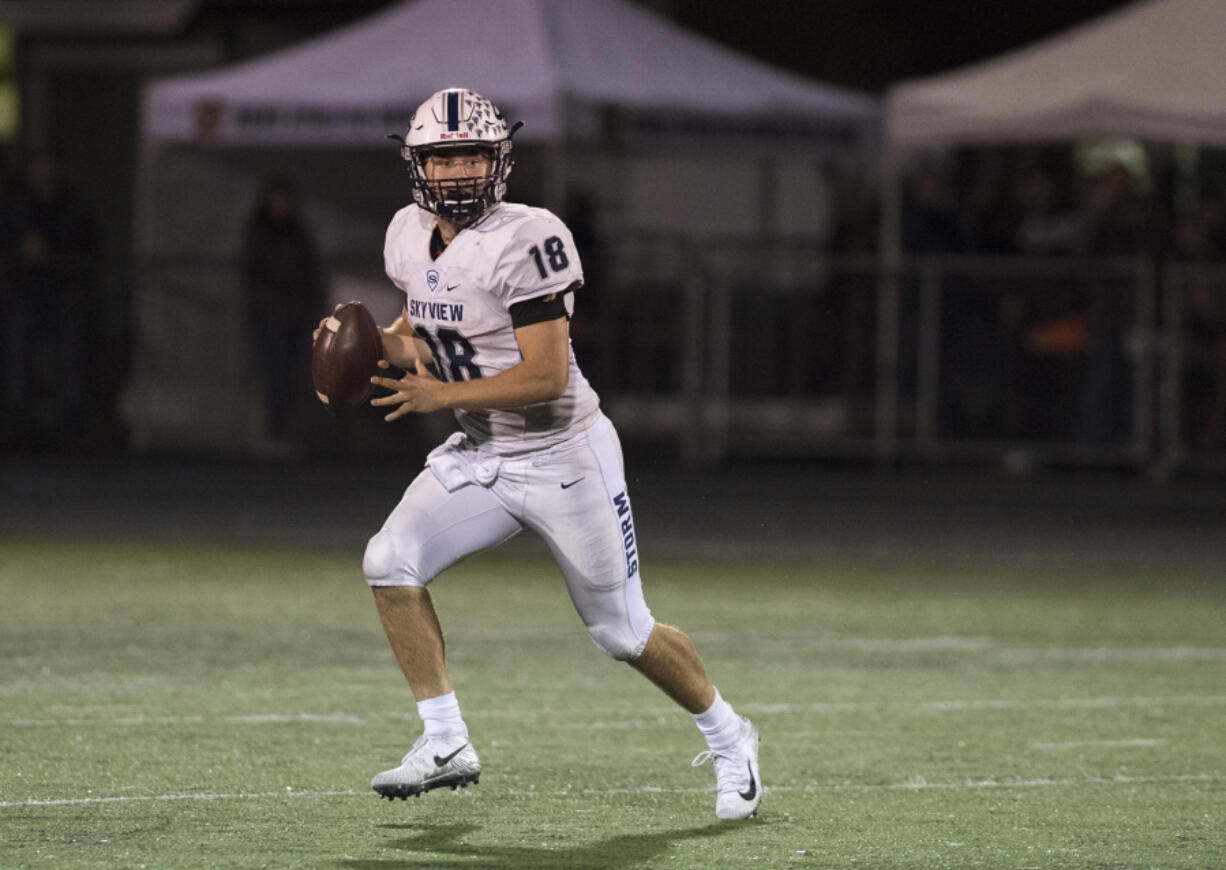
left=384, top=202, right=601, bottom=454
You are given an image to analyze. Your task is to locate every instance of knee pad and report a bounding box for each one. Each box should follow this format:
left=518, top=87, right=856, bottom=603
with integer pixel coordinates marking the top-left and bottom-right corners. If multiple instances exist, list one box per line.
left=588, top=621, right=651, bottom=662
left=362, top=530, right=425, bottom=587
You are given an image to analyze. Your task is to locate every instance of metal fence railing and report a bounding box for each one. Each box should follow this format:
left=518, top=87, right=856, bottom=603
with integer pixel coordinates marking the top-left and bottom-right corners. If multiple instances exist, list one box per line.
left=128, top=247, right=1226, bottom=475
left=1159, top=261, right=1226, bottom=476
left=598, top=240, right=1226, bottom=475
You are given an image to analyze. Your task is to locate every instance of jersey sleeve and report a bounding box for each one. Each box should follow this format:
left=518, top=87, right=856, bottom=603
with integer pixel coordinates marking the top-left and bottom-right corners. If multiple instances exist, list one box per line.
left=382, top=205, right=419, bottom=295
left=492, top=210, right=584, bottom=309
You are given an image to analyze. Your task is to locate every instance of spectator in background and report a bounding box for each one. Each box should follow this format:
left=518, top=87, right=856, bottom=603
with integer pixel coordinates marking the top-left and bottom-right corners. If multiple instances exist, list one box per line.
left=1172, top=196, right=1226, bottom=451
left=1083, top=162, right=1147, bottom=255
left=826, top=172, right=879, bottom=400
left=1013, top=167, right=1085, bottom=256
left=1078, top=162, right=1147, bottom=443
left=0, top=150, right=97, bottom=452
left=901, top=161, right=1005, bottom=438
left=241, top=175, right=325, bottom=457
left=1008, top=166, right=1089, bottom=441
left=900, top=163, right=970, bottom=254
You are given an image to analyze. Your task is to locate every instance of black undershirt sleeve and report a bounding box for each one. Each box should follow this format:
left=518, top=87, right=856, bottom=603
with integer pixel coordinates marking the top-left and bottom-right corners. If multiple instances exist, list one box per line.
left=508, top=282, right=580, bottom=328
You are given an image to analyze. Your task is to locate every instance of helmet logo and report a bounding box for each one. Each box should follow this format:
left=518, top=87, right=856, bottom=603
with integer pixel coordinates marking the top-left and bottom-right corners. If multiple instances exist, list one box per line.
left=425, top=268, right=441, bottom=294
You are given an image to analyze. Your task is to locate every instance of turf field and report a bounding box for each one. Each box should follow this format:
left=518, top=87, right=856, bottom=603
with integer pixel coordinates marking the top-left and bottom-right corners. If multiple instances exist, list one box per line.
left=1, top=533, right=1223, bottom=869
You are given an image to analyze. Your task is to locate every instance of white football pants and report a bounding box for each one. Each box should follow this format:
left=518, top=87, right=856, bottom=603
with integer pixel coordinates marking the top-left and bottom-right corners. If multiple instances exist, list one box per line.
left=362, top=413, right=656, bottom=660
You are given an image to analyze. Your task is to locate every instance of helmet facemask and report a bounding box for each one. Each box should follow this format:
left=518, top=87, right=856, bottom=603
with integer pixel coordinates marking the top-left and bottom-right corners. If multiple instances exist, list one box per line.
left=404, top=140, right=512, bottom=227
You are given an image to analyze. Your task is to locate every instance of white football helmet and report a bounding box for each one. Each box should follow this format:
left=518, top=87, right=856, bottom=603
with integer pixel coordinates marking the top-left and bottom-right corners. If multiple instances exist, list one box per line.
left=399, top=88, right=517, bottom=226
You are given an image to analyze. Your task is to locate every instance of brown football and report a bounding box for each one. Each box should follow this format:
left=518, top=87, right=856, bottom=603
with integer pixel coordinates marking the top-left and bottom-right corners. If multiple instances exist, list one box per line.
left=311, top=301, right=384, bottom=417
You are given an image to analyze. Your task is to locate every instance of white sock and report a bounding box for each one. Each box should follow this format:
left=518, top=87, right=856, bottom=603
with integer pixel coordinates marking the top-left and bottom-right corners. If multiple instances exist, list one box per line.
left=417, top=691, right=467, bottom=738
left=692, top=688, right=742, bottom=751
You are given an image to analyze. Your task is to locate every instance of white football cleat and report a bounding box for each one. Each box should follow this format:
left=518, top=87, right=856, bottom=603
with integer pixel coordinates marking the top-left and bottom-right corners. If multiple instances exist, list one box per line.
left=371, top=732, right=481, bottom=800
left=691, top=716, right=761, bottom=820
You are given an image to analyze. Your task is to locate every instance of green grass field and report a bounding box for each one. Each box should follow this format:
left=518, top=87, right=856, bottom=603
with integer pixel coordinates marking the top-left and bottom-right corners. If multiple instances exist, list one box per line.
left=1, top=538, right=1223, bottom=869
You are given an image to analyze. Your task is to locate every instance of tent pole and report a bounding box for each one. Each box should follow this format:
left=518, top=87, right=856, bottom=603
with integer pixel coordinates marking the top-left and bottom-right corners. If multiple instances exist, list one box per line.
left=543, top=138, right=568, bottom=216
left=875, top=148, right=903, bottom=464
left=125, top=132, right=161, bottom=454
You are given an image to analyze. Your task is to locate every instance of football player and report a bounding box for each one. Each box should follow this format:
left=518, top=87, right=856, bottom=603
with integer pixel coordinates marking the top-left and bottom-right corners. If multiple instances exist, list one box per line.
left=357, top=87, right=760, bottom=820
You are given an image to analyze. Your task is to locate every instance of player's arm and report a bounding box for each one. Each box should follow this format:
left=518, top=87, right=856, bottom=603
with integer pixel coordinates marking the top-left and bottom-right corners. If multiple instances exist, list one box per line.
left=379, top=307, right=434, bottom=369
left=370, top=301, right=569, bottom=420
left=448, top=315, right=570, bottom=409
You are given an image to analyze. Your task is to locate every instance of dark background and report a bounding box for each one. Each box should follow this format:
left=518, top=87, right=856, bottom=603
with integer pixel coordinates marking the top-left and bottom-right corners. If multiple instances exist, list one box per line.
left=184, top=0, right=1137, bottom=92
left=2, top=0, right=1210, bottom=475
left=1, top=1, right=1222, bottom=580
left=652, top=0, right=1135, bottom=90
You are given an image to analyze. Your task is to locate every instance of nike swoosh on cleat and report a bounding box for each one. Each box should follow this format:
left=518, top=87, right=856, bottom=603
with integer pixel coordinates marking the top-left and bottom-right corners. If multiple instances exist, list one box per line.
left=433, top=744, right=468, bottom=768
left=560, top=477, right=585, bottom=489
left=738, top=761, right=757, bottom=802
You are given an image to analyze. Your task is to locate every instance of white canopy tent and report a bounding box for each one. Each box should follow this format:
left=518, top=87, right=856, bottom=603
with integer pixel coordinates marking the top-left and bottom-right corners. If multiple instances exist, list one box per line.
left=137, top=0, right=881, bottom=257
left=127, top=0, right=880, bottom=453
left=881, top=0, right=1226, bottom=260
left=143, top=0, right=879, bottom=147
left=876, top=0, right=1226, bottom=463
left=885, top=0, right=1226, bottom=152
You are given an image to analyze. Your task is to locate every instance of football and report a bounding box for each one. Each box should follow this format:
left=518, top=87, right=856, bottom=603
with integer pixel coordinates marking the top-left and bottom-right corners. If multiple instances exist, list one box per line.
left=311, top=301, right=384, bottom=417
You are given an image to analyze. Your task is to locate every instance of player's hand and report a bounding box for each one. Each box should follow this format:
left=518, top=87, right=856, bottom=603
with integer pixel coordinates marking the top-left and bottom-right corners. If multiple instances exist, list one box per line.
left=370, top=358, right=447, bottom=420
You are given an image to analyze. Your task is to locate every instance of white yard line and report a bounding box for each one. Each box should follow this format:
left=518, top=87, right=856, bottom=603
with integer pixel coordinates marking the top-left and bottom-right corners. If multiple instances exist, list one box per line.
left=2, top=773, right=1222, bottom=809
left=8, top=695, right=1226, bottom=729
left=999, top=647, right=1226, bottom=662
left=917, top=695, right=1226, bottom=712
left=689, top=634, right=1226, bottom=662
left=1031, top=738, right=1166, bottom=749
left=0, top=789, right=362, bottom=808
left=227, top=713, right=363, bottom=724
